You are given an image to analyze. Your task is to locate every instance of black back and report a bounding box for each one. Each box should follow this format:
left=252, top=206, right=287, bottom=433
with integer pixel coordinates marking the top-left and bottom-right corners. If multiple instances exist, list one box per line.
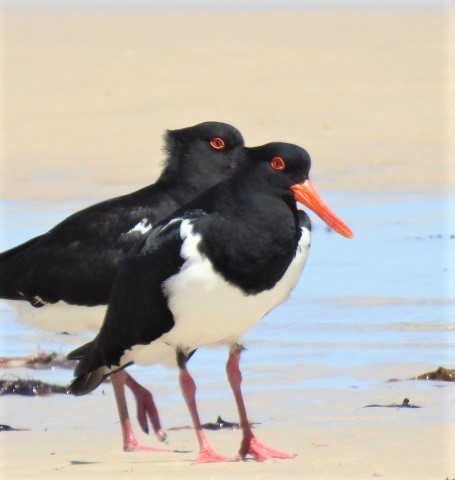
left=0, top=122, right=245, bottom=306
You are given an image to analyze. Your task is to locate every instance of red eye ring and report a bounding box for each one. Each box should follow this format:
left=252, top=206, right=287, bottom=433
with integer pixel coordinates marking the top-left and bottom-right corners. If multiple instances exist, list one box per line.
left=271, top=156, right=286, bottom=170
left=210, top=137, right=225, bottom=150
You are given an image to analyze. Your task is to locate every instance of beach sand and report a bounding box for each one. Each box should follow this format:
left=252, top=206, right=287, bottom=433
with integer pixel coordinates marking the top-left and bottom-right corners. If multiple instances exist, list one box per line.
left=1, top=3, right=454, bottom=479
left=0, top=371, right=453, bottom=480
left=2, top=4, right=453, bottom=201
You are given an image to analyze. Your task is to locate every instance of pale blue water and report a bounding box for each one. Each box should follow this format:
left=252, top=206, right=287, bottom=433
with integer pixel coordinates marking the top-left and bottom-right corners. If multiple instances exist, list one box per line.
left=0, top=192, right=453, bottom=397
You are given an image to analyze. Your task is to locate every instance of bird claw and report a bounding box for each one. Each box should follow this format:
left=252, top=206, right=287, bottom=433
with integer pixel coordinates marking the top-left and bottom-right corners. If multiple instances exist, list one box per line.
left=155, top=428, right=168, bottom=443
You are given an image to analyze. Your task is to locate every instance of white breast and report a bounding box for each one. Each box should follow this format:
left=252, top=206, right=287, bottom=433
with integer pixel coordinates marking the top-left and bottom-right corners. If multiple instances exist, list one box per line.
left=126, top=220, right=310, bottom=368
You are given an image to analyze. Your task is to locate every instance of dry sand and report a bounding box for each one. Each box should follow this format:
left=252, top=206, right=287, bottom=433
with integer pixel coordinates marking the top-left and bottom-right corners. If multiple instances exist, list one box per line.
left=1, top=3, right=454, bottom=479
left=2, top=4, right=454, bottom=201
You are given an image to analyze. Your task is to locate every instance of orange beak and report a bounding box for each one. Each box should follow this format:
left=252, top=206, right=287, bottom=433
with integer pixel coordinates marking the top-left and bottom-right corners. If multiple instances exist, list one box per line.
left=290, top=180, right=354, bottom=238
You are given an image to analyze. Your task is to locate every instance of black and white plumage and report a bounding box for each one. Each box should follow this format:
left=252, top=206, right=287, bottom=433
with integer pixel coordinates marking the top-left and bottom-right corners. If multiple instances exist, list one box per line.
left=68, top=142, right=354, bottom=463
left=0, top=121, right=245, bottom=310
left=0, top=121, right=246, bottom=452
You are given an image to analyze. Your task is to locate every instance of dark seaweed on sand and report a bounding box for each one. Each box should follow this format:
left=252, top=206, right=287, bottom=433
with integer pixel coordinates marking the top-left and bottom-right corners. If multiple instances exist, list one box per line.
left=0, top=377, right=67, bottom=396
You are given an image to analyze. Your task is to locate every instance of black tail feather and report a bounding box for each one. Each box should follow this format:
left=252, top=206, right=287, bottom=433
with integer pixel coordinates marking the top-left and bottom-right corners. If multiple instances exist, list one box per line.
left=67, top=342, right=92, bottom=361
left=67, top=368, right=110, bottom=396
left=67, top=341, right=133, bottom=396
left=67, top=340, right=107, bottom=395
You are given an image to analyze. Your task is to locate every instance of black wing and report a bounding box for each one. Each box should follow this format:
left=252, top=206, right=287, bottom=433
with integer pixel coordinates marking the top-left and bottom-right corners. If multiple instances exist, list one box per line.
left=0, top=185, right=179, bottom=306
left=68, top=210, right=206, bottom=395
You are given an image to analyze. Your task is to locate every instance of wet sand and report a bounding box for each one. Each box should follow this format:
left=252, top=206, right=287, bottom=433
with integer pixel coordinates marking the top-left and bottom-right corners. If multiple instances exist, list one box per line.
left=1, top=360, right=454, bottom=479
left=1, top=3, right=454, bottom=479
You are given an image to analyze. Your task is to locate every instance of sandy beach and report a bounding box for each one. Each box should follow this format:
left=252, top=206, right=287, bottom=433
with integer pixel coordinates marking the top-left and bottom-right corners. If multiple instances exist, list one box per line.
left=0, top=369, right=453, bottom=480
left=1, top=2, right=454, bottom=479
left=2, top=3, right=453, bottom=201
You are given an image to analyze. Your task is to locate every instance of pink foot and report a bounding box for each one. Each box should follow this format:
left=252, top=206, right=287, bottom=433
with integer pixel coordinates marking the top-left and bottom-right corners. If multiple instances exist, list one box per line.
left=124, top=437, right=174, bottom=453
left=193, top=446, right=238, bottom=464
left=240, top=436, right=296, bottom=462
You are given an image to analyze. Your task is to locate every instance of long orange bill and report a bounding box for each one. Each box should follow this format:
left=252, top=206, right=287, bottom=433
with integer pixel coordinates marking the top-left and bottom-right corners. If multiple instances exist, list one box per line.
left=290, top=179, right=354, bottom=239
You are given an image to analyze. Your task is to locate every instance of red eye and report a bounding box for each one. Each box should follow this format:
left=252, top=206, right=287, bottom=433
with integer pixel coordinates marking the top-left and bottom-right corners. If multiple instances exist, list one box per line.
left=271, top=156, right=286, bottom=170
left=210, top=137, right=225, bottom=150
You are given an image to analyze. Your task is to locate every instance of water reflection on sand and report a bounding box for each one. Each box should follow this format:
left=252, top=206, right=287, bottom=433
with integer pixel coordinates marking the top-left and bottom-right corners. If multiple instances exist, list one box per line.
left=0, top=193, right=453, bottom=394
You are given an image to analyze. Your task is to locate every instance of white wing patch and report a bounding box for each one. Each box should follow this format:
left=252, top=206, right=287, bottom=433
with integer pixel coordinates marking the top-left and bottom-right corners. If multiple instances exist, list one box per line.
left=126, top=219, right=153, bottom=235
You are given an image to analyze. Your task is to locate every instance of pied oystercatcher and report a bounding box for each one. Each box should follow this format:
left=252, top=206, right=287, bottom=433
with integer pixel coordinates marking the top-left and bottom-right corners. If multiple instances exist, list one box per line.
left=0, top=121, right=245, bottom=452
left=68, top=141, right=353, bottom=463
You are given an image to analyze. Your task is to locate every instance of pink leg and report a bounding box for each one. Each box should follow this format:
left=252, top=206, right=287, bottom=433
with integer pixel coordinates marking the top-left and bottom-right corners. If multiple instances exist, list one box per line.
left=178, top=352, right=236, bottom=464
left=111, top=370, right=172, bottom=453
left=124, top=373, right=167, bottom=442
left=226, top=345, right=297, bottom=461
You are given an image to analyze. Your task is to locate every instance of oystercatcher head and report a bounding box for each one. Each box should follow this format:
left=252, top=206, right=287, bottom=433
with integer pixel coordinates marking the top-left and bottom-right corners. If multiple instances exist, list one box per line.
left=68, top=141, right=353, bottom=463
left=159, top=121, right=245, bottom=193
left=245, top=142, right=353, bottom=238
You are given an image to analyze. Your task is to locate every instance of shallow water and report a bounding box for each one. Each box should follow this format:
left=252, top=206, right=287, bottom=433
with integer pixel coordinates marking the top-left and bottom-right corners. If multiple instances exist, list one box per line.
left=0, top=192, right=454, bottom=397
